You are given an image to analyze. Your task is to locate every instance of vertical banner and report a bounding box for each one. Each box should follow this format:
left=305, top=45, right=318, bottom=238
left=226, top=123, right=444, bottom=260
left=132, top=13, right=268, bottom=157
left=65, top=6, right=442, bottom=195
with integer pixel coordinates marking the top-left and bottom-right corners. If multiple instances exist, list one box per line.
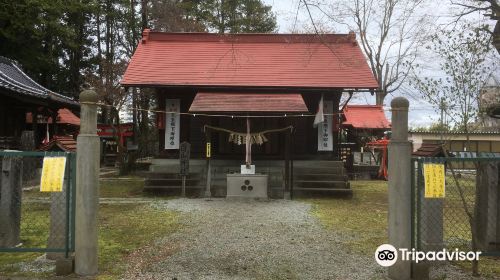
left=165, top=99, right=180, bottom=149
left=423, top=163, right=446, bottom=198
left=318, top=100, right=333, bottom=151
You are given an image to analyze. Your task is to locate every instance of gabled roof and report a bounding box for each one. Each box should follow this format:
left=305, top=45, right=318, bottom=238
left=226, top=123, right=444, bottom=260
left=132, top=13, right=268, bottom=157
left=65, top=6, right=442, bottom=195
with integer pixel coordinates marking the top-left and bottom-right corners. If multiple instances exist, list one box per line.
left=189, top=92, right=308, bottom=113
left=0, top=56, right=78, bottom=107
left=38, top=136, right=77, bottom=152
left=26, top=108, right=80, bottom=126
left=121, top=30, right=379, bottom=90
left=342, top=105, right=391, bottom=129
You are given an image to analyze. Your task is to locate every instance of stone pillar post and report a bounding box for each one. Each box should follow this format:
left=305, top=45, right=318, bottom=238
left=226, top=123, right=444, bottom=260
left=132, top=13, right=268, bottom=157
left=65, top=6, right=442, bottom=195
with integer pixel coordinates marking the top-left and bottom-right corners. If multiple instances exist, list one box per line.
left=388, top=97, right=412, bottom=280
left=75, top=88, right=100, bottom=276
left=0, top=157, right=22, bottom=247
left=475, top=162, right=499, bottom=251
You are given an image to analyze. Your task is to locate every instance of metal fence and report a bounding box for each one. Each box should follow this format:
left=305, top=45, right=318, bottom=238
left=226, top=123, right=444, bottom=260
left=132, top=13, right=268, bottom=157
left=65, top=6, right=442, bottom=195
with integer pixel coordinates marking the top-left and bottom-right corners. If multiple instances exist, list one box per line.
left=412, top=154, right=500, bottom=258
left=0, top=151, right=76, bottom=258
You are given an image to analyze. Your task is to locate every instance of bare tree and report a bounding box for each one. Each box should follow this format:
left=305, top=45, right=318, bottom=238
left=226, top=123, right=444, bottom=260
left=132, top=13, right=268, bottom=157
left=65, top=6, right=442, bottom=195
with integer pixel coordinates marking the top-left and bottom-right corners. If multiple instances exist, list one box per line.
left=452, top=0, right=500, bottom=54
left=302, top=0, right=431, bottom=105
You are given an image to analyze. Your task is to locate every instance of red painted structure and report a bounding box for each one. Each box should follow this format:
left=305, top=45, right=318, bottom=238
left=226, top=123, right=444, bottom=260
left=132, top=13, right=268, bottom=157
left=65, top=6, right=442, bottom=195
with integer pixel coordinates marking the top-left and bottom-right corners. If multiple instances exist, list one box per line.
left=97, top=123, right=134, bottom=146
left=189, top=93, right=308, bottom=112
left=122, top=30, right=378, bottom=89
left=342, top=105, right=391, bottom=130
left=122, top=31, right=379, bottom=160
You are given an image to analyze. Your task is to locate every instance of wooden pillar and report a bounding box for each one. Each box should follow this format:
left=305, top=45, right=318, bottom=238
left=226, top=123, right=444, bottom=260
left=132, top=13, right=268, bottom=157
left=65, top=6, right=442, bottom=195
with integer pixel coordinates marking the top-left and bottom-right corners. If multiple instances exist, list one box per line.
left=52, top=109, right=59, bottom=136
left=31, top=108, right=38, bottom=145
left=284, top=129, right=291, bottom=199
left=204, top=129, right=212, bottom=198
left=332, top=93, right=341, bottom=160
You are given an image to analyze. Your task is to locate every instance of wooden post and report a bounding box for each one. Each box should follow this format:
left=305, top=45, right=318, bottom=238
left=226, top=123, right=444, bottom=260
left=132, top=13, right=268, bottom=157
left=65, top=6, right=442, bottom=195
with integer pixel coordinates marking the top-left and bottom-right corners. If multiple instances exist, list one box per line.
left=204, top=130, right=212, bottom=198
left=0, top=156, right=22, bottom=247
left=75, top=88, right=100, bottom=276
left=179, top=141, right=190, bottom=197
left=284, top=129, right=291, bottom=199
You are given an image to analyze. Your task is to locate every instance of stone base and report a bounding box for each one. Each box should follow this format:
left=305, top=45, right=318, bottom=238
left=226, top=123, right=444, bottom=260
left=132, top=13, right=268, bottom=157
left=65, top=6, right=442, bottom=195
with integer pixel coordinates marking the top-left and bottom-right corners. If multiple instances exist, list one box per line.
left=226, top=174, right=268, bottom=199
left=55, top=257, right=74, bottom=276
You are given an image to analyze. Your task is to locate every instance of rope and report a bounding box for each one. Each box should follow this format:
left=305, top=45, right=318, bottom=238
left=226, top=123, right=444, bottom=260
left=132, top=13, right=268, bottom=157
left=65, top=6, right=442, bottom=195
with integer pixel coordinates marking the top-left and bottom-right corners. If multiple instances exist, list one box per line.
left=203, top=125, right=294, bottom=135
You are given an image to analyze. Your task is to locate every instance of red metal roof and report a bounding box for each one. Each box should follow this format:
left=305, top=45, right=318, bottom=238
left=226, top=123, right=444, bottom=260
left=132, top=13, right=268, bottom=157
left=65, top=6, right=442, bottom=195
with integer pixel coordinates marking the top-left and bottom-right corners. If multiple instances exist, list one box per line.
left=189, top=92, right=308, bottom=112
left=342, top=105, right=391, bottom=129
left=26, top=108, right=80, bottom=126
left=121, top=30, right=378, bottom=89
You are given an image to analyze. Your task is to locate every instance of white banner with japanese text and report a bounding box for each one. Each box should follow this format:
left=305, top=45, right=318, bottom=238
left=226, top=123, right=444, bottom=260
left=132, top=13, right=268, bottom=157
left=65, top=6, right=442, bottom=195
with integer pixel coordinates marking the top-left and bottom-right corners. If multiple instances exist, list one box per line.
left=165, top=99, right=180, bottom=149
left=317, top=100, right=333, bottom=151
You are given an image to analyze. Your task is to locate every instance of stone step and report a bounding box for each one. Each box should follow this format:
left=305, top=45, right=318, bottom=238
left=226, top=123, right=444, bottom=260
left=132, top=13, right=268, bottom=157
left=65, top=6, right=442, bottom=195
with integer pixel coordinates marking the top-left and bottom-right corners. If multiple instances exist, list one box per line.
left=293, top=167, right=345, bottom=175
left=145, top=178, right=201, bottom=187
left=293, top=187, right=353, bottom=196
left=294, top=180, right=350, bottom=189
left=292, top=160, right=345, bottom=168
left=293, top=174, right=348, bottom=181
left=143, top=185, right=205, bottom=190
left=136, top=171, right=203, bottom=179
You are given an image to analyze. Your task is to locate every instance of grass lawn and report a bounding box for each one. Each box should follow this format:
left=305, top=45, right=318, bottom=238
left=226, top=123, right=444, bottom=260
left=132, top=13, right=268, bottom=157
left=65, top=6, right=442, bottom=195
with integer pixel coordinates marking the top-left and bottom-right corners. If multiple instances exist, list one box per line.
left=99, top=177, right=145, bottom=198
left=0, top=179, right=180, bottom=279
left=306, top=180, right=500, bottom=278
left=305, top=180, right=389, bottom=256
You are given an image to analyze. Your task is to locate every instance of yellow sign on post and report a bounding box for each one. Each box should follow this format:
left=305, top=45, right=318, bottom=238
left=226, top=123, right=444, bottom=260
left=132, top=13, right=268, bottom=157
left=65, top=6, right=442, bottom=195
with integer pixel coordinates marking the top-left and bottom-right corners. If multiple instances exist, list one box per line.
left=206, top=142, right=211, bottom=158
left=40, top=157, right=66, bottom=192
left=423, top=163, right=445, bottom=198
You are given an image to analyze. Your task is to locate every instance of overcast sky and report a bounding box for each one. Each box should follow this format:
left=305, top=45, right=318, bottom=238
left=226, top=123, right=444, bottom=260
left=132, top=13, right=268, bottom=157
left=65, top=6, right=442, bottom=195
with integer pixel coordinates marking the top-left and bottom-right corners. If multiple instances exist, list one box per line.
left=261, top=0, right=496, bottom=128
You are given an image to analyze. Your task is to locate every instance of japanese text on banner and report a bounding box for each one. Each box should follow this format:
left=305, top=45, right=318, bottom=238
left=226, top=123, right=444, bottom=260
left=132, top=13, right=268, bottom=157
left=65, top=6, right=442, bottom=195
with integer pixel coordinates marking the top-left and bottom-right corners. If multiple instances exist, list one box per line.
left=165, top=99, right=180, bottom=149
left=40, top=157, right=66, bottom=192
left=318, top=100, right=333, bottom=151
left=423, top=163, right=445, bottom=198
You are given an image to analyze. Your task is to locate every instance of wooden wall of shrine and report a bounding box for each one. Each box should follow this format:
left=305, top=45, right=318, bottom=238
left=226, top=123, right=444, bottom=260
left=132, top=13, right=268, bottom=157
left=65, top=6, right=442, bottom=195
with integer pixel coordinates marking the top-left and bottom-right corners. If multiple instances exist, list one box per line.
left=155, top=88, right=342, bottom=160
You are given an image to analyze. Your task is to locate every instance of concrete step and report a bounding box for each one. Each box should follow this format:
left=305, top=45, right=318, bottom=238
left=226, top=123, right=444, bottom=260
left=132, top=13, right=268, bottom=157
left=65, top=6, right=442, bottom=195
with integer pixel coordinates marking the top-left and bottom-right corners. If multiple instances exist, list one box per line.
left=292, top=160, right=345, bottom=168
left=293, top=174, right=348, bottom=181
left=145, top=178, right=201, bottom=187
left=143, top=185, right=205, bottom=190
left=136, top=171, right=203, bottom=179
left=293, top=187, right=353, bottom=197
left=294, top=180, right=350, bottom=189
left=293, top=167, right=345, bottom=175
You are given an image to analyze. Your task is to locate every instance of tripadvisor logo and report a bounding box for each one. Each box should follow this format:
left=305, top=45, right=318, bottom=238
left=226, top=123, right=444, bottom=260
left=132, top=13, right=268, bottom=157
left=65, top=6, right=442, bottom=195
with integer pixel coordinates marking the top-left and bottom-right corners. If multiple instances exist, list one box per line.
left=375, top=244, right=481, bottom=267
left=375, top=244, right=398, bottom=267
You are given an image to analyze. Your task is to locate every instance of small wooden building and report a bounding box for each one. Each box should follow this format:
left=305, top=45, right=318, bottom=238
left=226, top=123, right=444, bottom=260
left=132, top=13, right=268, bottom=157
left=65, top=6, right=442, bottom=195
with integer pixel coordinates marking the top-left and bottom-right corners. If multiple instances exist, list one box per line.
left=122, top=30, right=379, bottom=197
left=0, top=57, right=78, bottom=149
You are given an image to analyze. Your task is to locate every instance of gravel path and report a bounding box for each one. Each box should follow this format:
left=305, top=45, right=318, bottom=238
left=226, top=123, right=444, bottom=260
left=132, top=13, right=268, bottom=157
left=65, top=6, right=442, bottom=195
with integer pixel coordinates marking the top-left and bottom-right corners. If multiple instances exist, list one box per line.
left=123, top=198, right=386, bottom=280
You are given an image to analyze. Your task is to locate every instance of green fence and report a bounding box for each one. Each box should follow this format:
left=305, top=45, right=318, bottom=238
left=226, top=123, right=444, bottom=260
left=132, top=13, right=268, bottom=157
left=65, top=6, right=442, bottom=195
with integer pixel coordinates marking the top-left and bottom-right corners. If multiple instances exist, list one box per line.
left=0, top=151, right=76, bottom=258
left=412, top=153, right=500, bottom=258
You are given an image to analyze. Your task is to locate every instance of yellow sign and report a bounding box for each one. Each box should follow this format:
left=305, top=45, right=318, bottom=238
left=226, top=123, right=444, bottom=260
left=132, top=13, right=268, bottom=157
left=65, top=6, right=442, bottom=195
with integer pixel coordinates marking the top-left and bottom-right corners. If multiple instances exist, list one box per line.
left=423, top=163, right=445, bottom=198
left=206, top=142, right=211, bottom=158
left=40, top=157, right=66, bottom=192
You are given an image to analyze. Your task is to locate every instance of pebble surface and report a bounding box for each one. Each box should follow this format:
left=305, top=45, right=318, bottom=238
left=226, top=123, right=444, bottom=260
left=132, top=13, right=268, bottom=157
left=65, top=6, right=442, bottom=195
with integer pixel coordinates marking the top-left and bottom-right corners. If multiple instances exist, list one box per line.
left=124, top=198, right=386, bottom=280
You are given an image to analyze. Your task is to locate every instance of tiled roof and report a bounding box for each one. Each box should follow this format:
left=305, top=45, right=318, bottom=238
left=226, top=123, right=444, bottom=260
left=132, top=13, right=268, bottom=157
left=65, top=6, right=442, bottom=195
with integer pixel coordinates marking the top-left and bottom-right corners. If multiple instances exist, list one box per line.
left=342, top=105, right=391, bottom=129
left=26, top=108, right=80, bottom=126
left=0, top=56, right=78, bottom=106
left=412, top=143, right=447, bottom=157
left=38, top=136, right=77, bottom=152
left=189, top=92, right=308, bottom=112
left=121, top=30, right=379, bottom=90
left=409, top=130, right=500, bottom=135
